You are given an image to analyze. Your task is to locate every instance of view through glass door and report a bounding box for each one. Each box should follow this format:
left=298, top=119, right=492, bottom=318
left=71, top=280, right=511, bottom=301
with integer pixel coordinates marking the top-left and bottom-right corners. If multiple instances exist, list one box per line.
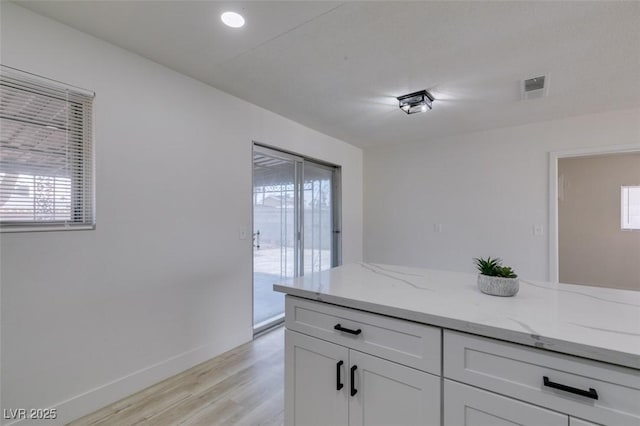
left=303, top=162, right=337, bottom=275
left=253, top=145, right=340, bottom=332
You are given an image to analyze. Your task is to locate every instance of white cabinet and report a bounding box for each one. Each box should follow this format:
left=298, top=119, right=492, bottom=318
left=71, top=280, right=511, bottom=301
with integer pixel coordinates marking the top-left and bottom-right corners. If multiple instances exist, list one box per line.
left=284, top=295, right=639, bottom=426
left=286, top=329, right=440, bottom=426
left=349, top=350, right=440, bottom=426
left=444, top=380, right=567, bottom=426
left=285, top=295, right=442, bottom=426
left=285, top=295, right=441, bottom=374
left=285, top=330, right=349, bottom=426
left=444, top=330, right=640, bottom=425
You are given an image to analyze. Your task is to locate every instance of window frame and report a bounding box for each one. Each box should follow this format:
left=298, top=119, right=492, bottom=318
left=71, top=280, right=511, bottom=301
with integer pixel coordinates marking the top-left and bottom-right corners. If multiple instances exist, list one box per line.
left=0, top=65, right=95, bottom=232
left=621, top=185, right=640, bottom=231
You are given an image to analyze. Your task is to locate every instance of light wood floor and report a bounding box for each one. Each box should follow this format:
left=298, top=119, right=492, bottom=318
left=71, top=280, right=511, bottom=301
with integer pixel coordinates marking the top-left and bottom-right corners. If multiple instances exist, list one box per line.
left=68, top=327, right=284, bottom=426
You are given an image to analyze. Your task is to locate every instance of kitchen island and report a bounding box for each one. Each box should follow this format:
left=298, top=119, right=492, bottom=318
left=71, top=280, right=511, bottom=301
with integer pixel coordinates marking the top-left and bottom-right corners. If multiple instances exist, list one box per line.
left=274, top=262, right=640, bottom=426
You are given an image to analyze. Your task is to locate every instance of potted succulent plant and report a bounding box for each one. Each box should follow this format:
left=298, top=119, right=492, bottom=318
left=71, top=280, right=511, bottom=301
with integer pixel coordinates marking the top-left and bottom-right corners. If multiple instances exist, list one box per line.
left=473, top=257, right=519, bottom=297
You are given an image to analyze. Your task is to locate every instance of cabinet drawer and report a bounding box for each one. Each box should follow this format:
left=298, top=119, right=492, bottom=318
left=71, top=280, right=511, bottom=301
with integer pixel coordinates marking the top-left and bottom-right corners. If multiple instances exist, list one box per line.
left=285, top=296, right=441, bottom=374
left=444, top=379, right=567, bottom=426
left=444, top=330, right=640, bottom=426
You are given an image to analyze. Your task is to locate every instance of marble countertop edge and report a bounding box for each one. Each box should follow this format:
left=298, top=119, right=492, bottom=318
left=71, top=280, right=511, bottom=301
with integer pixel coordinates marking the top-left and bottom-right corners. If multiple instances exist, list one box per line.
left=273, top=282, right=640, bottom=370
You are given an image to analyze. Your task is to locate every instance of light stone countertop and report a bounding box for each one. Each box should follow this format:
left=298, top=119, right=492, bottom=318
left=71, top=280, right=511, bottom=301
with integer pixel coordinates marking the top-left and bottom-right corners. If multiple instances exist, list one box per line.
left=274, top=262, right=640, bottom=369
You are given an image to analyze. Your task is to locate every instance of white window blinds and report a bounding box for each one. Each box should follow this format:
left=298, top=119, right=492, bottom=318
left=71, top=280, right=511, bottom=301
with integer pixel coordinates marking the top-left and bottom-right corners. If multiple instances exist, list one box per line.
left=0, top=66, right=94, bottom=231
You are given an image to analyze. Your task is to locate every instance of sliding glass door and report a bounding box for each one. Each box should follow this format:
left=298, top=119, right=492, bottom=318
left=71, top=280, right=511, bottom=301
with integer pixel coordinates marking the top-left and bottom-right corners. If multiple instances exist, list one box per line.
left=252, top=145, right=340, bottom=332
left=303, top=162, right=338, bottom=275
left=252, top=147, right=299, bottom=331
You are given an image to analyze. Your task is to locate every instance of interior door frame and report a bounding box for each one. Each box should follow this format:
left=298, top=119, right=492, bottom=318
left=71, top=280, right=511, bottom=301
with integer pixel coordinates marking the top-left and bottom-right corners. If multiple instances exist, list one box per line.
left=252, top=142, right=342, bottom=334
left=548, top=144, right=640, bottom=282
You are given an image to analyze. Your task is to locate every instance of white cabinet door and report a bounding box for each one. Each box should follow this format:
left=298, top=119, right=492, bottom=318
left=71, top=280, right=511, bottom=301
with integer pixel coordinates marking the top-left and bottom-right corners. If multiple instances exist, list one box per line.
left=570, top=418, right=602, bottom=426
left=444, top=380, right=567, bottom=426
left=285, top=330, right=349, bottom=426
left=349, top=350, right=440, bottom=426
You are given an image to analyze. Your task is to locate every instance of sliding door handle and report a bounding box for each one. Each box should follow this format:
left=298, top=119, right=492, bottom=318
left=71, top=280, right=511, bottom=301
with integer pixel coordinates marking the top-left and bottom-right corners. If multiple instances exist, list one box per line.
left=336, top=360, right=344, bottom=390
left=543, top=376, right=598, bottom=400
left=334, top=324, right=362, bottom=335
left=350, top=365, right=358, bottom=396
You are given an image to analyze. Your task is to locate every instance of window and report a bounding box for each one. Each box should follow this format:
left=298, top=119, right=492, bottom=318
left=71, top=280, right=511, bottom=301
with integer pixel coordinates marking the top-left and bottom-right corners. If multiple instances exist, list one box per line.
left=0, top=66, right=94, bottom=231
left=621, top=186, right=640, bottom=230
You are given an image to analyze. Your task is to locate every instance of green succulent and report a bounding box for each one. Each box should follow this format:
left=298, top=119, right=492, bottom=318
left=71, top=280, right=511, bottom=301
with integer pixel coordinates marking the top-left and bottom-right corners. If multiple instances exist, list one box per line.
left=473, top=257, right=518, bottom=278
left=497, top=266, right=518, bottom=278
left=473, top=257, right=501, bottom=275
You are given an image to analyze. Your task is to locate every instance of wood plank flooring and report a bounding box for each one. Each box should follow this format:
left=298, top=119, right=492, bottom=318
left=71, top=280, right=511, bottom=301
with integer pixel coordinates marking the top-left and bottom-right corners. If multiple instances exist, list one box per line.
left=68, top=327, right=284, bottom=426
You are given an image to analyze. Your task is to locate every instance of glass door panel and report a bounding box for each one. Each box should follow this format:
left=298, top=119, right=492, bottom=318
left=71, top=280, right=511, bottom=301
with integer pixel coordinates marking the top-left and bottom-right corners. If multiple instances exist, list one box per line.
left=253, top=148, right=299, bottom=330
left=303, top=163, right=334, bottom=275
left=253, top=145, right=340, bottom=333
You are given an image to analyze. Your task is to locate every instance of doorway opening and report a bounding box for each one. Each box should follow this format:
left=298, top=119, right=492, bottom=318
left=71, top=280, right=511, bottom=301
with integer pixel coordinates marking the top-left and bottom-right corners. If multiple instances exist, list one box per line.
left=549, top=145, right=640, bottom=290
left=252, top=144, right=341, bottom=333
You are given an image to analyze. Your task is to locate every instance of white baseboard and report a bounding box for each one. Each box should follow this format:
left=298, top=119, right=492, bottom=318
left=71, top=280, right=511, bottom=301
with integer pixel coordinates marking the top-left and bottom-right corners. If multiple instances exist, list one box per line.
left=4, top=340, right=246, bottom=426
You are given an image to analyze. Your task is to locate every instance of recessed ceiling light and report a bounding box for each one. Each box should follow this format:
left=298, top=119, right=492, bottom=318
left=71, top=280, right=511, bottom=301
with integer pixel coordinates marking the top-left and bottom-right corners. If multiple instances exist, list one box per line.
left=221, top=11, right=245, bottom=28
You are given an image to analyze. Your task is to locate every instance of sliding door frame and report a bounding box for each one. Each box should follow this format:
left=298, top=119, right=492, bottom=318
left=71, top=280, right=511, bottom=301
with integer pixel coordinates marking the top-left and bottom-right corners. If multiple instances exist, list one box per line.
left=331, top=166, right=342, bottom=268
left=252, top=142, right=341, bottom=334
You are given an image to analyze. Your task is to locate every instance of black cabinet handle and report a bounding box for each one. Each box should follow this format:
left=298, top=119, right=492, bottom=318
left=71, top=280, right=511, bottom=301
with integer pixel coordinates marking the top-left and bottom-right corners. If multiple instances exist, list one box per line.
left=350, top=365, right=358, bottom=396
left=543, top=376, right=598, bottom=400
left=334, top=324, right=362, bottom=335
left=336, top=361, right=344, bottom=390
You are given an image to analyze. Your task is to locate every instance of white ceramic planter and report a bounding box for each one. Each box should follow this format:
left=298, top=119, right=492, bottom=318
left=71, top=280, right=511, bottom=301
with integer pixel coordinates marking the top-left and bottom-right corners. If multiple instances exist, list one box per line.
left=477, top=274, right=519, bottom=297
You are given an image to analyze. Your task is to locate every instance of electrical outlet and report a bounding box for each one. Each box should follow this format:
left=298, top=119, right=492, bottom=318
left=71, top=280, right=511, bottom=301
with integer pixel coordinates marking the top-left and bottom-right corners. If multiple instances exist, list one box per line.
left=434, top=224, right=443, bottom=233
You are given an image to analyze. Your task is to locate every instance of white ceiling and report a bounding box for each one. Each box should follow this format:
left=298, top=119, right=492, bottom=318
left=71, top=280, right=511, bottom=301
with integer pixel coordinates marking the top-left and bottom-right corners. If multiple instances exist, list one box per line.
left=16, top=1, right=640, bottom=148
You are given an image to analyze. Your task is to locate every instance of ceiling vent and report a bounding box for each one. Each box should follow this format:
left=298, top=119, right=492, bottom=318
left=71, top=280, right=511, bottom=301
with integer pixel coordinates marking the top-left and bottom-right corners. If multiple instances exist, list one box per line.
left=522, top=75, right=548, bottom=100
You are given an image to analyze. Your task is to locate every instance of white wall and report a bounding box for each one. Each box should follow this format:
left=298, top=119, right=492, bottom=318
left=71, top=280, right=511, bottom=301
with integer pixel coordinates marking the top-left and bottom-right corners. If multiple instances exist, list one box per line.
left=0, top=3, right=362, bottom=424
left=364, top=108, right=640, bottom=281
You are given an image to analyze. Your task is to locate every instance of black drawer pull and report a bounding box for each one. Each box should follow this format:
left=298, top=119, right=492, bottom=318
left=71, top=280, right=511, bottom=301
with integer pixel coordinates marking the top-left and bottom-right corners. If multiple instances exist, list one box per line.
left=350, top=365, right=358, bottom=396
left=543, top=376, right=598, bottom=400
left=336, top=360, right=344, bottom=390
left=334, top=324, right=362, bottom=335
